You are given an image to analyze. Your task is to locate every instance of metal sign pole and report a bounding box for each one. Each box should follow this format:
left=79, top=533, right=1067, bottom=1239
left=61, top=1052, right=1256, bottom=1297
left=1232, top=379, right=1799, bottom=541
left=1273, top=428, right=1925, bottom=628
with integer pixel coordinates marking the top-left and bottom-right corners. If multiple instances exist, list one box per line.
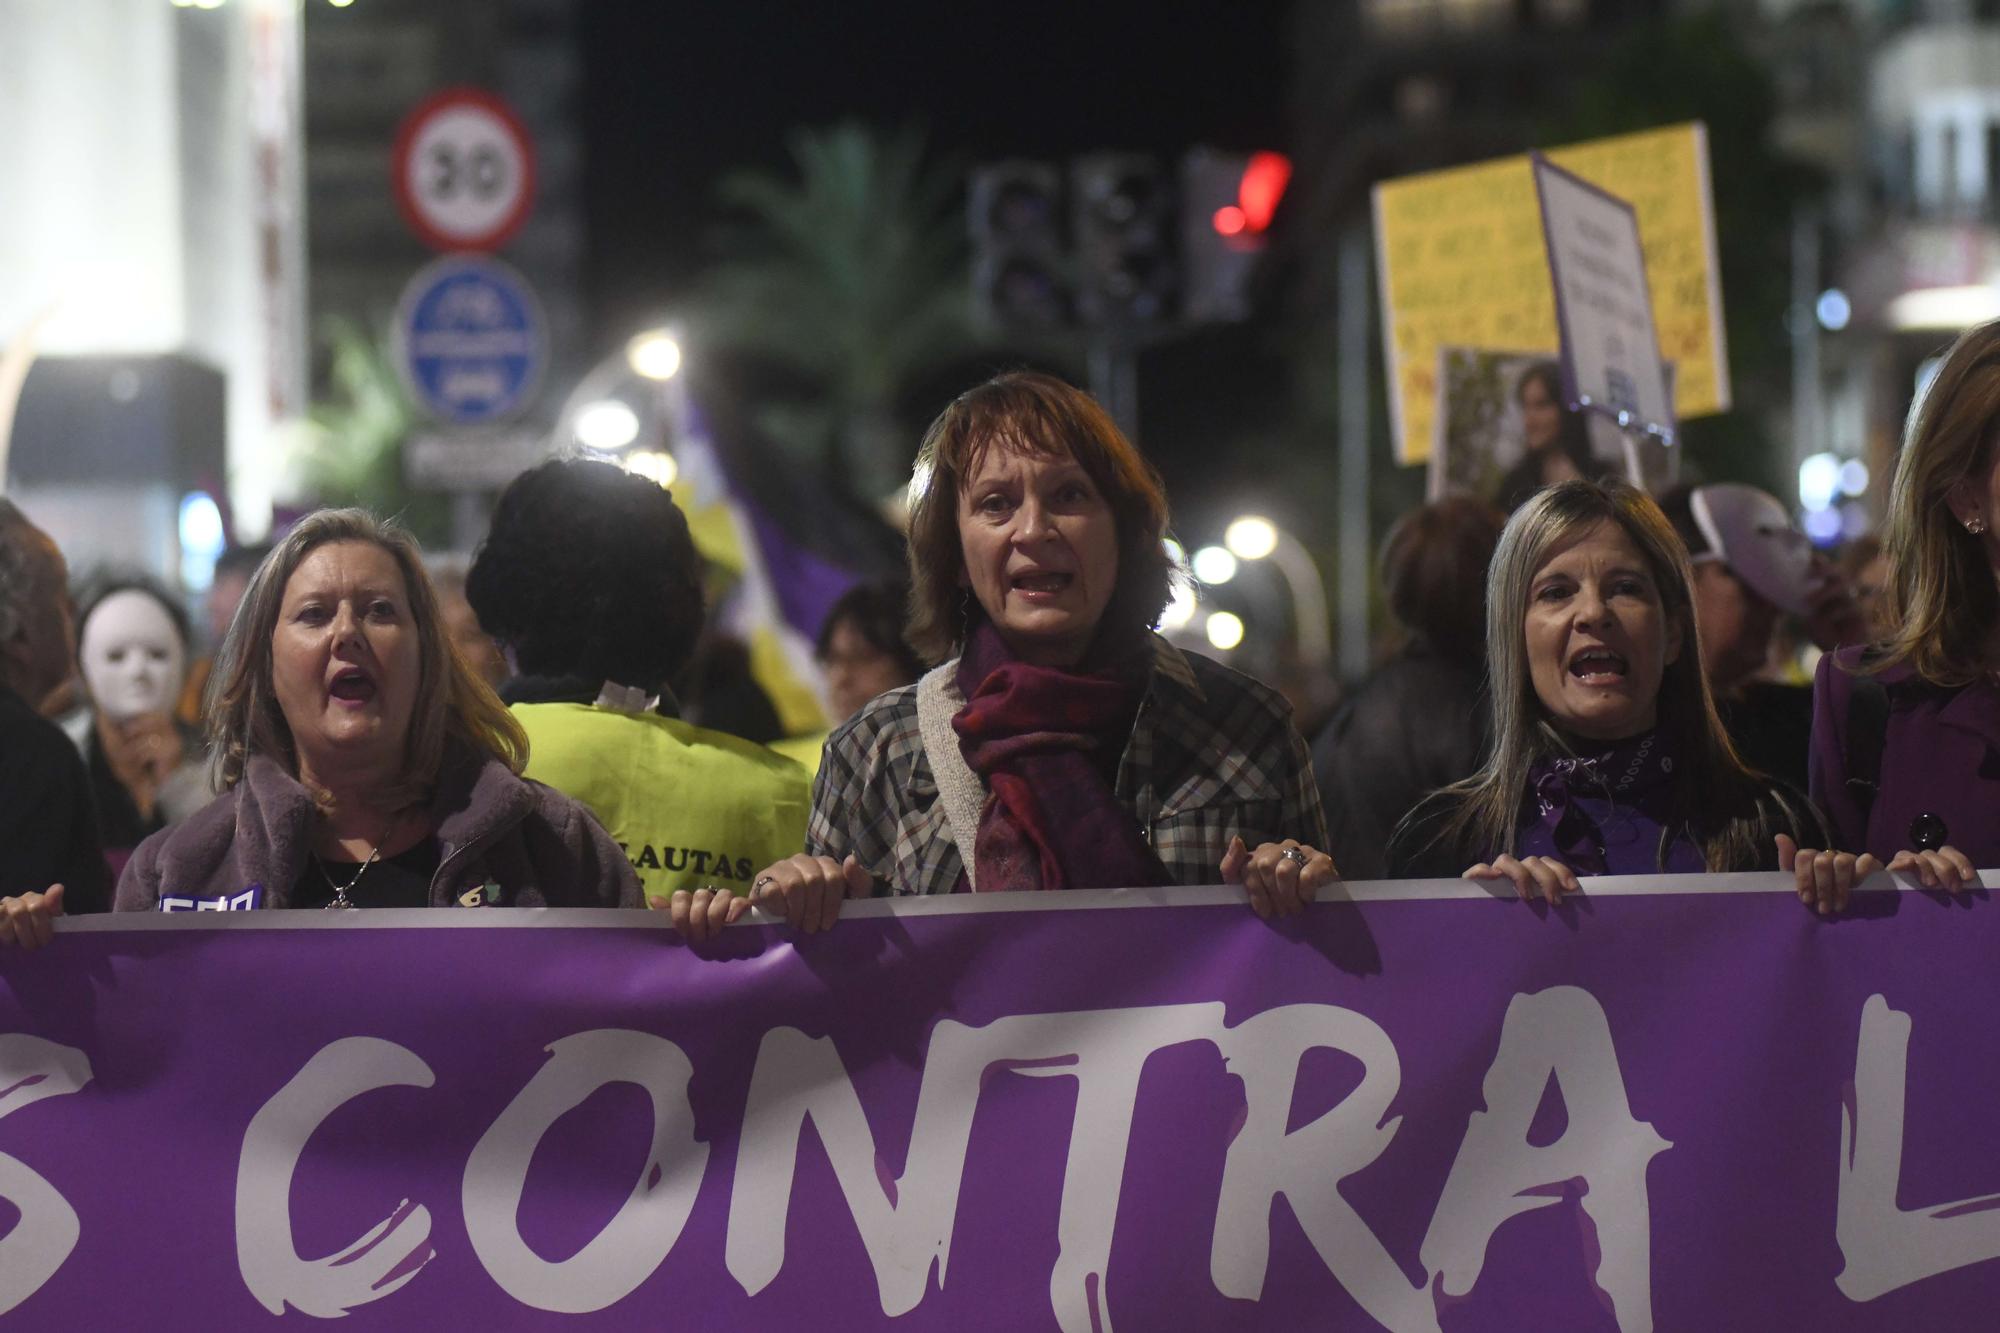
left=1337, top=222, right=1372, bottom=683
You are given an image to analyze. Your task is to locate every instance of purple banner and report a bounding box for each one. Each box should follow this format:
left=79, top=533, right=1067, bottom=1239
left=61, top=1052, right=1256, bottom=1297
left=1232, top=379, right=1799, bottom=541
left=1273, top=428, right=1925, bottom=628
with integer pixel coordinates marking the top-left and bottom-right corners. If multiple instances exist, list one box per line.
left=1, top=877, right=1998, bottom=1330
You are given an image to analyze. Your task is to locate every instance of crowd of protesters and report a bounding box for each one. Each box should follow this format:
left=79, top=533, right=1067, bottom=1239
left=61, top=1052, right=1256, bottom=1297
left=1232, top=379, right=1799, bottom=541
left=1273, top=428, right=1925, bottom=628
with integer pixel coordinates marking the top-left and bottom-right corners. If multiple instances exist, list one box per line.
left=5, top=319, right=2000, bottom=945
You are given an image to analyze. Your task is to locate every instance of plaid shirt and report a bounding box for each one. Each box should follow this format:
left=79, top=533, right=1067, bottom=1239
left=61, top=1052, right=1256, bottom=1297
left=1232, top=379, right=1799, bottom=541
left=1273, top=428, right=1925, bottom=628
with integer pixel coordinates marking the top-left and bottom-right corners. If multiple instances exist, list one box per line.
left=807, top=635, right=1329, bottom=895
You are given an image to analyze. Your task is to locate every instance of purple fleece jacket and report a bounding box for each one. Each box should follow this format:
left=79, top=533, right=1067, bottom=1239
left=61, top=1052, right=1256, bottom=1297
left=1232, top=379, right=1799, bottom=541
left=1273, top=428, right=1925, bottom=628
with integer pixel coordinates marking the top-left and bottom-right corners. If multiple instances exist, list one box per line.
left=114, top=746, right=642, bottom=911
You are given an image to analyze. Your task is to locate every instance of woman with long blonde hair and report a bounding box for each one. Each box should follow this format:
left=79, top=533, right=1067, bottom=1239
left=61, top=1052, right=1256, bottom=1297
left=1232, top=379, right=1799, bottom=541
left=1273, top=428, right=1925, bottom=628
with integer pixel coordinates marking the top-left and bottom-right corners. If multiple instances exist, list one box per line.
left=1389, top=481, right=1824, bottom=899
left=1, top=509, right=638, bottom=943
left=1802, top=320, right=2000, bottom=903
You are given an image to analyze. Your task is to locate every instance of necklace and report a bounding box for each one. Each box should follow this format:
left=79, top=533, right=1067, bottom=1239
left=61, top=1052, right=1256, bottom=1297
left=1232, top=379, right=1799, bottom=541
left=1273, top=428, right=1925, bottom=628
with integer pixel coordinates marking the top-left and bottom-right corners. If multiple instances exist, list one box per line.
left=319, top=845, right=383, bottom=910
left=318, top=810, right=401, bottom=911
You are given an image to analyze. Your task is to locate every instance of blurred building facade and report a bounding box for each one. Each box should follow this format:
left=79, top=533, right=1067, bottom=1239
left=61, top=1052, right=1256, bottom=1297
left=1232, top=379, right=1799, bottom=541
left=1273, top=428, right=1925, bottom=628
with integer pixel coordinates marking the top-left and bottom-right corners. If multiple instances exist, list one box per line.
left=1287, top=0, right=2000, bottom=552
left=0, top=0, right=305, bottom=574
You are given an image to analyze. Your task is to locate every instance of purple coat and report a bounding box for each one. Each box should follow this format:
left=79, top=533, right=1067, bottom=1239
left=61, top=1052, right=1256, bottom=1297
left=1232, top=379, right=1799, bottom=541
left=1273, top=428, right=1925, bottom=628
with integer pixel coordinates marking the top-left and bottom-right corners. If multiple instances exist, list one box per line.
left=115, top=746, right=642, bottom=911
left=1810, top=645, right=2000, bottom=862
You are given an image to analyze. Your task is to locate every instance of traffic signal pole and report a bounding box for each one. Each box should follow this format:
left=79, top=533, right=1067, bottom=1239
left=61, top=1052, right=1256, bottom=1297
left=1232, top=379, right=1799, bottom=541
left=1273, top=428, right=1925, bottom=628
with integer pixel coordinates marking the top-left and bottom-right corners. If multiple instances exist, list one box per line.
left=1086, top=332, right=1141, bottom=440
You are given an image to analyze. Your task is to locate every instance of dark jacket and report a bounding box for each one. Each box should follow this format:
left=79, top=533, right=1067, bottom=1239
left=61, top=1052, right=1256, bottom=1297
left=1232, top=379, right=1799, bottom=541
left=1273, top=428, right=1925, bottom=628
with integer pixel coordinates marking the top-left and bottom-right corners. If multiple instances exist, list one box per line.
left=1310, top=640, right=1489, bottom=881
left=1386, top=763, right=1825, bottom=879
left=115, top=745, right=641, bottom=910
left=1810, top=645, right=2000, bottom=862
left=1716, top=680, right=1814, bottom=795
left=0, top=684, right=111, bottom=912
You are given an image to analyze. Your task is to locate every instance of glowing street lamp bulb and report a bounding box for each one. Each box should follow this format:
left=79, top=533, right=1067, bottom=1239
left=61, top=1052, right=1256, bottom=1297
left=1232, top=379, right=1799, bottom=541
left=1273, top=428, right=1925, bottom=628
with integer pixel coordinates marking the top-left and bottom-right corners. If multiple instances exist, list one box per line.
left=1798, top=452, right=1842, bottom=513
left=1225, top=515, right=1279, bottom=561
left=1158, top=581, right=1198, bottom=631
left=1191, top=545, right=1238, bottom=585
left=575, top=399, right=641, bottom=450
left=625, top=450, right=679, bottom=489
left=1205, top=611, right=1245, bottom=652
left=627, top=332, right=682, bottom=381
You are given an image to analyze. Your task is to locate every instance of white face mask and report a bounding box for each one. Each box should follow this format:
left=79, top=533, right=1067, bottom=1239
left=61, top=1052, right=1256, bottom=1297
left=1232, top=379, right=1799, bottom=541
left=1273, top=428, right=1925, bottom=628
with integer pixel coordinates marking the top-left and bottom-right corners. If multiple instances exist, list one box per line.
left=81, top=589, right=186, bottom=721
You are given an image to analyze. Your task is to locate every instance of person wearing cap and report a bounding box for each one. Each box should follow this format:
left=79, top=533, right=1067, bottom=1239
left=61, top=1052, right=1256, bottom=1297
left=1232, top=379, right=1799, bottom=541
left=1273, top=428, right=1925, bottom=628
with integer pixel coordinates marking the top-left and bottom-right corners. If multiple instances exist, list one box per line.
left=1797, top=320, right=2000, bottom=908
left=1660, top=483, right=1868, bottom=792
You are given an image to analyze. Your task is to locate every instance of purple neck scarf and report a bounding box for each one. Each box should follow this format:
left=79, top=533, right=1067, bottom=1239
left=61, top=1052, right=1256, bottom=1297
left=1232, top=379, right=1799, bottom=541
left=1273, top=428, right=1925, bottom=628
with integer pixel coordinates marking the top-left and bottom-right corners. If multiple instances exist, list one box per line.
left=951, top=621, right=1169, bottom=893
left=1518, top=730, right=1704, bottom=875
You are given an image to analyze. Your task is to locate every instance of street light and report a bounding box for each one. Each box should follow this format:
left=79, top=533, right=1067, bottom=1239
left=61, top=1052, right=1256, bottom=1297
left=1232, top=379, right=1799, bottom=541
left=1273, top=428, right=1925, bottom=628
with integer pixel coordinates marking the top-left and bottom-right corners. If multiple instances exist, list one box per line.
left=1191, top=545, right=1238, bottom=585
left=627, top=331, right=682, bottom=382
left=624, top=449, right=679, bottom=488
left=1223, top=513, right=1330, bottom=667
left=574, top=400, right=640, bottom=451
left=1223, top=516, right=1278, bottom=561
left=1205, top=611, right=1244, bottom=651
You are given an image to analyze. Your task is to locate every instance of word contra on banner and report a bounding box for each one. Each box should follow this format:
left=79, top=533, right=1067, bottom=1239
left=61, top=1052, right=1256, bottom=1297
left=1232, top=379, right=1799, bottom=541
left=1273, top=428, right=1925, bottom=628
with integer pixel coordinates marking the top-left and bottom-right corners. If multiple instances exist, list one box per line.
left=4, top=889, right=2000, bottom=1330
left=5, top=989, right=1665, bottom=1330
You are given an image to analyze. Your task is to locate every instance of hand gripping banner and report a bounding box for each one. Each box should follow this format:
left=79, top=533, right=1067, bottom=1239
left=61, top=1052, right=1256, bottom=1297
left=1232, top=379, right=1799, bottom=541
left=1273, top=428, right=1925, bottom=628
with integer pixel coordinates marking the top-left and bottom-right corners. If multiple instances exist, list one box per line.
left=0, top=875, right=1996, bottom=1330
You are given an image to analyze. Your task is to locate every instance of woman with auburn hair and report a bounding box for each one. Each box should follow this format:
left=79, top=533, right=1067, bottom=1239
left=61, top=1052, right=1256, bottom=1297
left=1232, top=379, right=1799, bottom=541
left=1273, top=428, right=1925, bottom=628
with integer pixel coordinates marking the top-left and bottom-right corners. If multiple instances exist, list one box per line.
left=1, top=509, right=638, bottom=942
left=746, top=370, right=1336, bottom=932
left=1800, top=320, right=2000, bottom=906
left=1388, top=481, right=1825, bottom=898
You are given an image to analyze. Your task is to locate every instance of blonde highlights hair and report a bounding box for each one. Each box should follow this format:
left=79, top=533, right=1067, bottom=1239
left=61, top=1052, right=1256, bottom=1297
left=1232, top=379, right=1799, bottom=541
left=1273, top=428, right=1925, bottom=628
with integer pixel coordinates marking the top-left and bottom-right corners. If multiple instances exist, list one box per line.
left=1425, top=481, right=1797, bottom=872
left=206, top=509, right=527, bottom=805
left=1877, top=320, right=2000, bottom=686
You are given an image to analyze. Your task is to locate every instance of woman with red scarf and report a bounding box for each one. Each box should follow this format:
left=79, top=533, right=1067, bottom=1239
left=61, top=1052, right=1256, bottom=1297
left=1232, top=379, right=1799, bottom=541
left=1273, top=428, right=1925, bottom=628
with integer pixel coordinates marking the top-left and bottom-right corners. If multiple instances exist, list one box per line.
left=727, top=371, right=1334, bottom=937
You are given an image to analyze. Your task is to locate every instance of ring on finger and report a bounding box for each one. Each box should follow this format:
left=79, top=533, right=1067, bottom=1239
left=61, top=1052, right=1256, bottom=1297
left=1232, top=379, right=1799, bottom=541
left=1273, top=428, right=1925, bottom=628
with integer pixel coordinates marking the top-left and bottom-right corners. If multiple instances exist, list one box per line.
left=752, top=875, right=778, bottom=892
left=1278, top=846, right=1310, bottom=868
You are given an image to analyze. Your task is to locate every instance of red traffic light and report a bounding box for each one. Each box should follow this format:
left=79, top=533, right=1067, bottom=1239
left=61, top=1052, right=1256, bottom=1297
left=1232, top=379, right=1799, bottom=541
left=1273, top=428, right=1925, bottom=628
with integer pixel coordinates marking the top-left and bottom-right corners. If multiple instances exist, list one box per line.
left=1209, top=151, right=1290, bottom=238
left=1236, top=151, right=1291, bottom=234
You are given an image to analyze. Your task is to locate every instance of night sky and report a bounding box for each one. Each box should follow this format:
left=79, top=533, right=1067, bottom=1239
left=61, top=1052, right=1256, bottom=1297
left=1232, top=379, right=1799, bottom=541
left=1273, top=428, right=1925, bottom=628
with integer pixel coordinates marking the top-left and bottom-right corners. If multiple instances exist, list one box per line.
left=577, top=0, right=1292, bottom=339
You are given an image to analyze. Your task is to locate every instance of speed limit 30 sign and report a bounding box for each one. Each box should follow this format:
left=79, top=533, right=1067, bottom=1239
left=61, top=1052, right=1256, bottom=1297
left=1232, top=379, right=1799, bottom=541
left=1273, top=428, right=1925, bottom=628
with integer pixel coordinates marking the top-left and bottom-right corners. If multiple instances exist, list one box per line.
left=392, top=88, right=536, bottom=253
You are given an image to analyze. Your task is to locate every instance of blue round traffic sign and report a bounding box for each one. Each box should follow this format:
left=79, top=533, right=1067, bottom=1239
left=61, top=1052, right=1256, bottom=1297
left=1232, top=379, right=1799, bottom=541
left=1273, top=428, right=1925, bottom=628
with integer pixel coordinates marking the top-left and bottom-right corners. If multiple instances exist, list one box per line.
left=392, top=256, right=546, bottom=424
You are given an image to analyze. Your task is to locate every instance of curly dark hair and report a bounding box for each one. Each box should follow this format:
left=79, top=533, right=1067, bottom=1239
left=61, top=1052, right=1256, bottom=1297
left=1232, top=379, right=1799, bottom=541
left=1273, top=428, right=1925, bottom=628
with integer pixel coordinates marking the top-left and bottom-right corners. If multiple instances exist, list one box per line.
left=467, top=458, right=706, bottom=689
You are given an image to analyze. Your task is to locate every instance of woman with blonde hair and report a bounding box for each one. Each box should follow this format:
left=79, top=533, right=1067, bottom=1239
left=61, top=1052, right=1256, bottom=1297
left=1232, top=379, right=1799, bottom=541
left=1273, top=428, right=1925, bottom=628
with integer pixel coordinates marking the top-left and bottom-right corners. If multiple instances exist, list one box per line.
left=2, top=509, right=638, bottom=940
left=1802, top=320, right=2000, bottom=904
left=1389, top=480, right=1824, bottom=899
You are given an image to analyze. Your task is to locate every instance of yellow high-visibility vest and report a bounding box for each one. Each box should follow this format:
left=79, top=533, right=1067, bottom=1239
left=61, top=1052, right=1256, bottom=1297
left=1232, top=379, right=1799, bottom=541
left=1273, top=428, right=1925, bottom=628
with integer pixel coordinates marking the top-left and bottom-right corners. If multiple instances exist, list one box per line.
left=513, top=703, right=810, bottom=902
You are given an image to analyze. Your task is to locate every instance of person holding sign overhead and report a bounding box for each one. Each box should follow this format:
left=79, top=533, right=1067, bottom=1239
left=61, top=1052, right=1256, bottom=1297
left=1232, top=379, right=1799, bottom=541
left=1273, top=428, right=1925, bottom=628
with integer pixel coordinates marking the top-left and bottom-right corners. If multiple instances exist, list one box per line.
left=1389, top=481, right=1826, bottom=900
left=750, top=371, right=1336, bottom=932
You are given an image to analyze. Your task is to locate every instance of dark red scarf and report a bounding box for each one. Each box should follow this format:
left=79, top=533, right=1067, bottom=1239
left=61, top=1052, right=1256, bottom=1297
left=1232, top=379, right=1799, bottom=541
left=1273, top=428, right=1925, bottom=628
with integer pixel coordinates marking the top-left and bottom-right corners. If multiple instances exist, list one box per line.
left=951, top=620, right=1169, bottom=892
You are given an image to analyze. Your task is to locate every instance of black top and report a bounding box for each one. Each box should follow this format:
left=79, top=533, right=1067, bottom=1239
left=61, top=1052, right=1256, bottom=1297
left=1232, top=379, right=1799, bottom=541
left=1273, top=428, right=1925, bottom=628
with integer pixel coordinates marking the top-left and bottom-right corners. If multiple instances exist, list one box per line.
left=1715, top=680, right=1814, bottom=794
left=0, top=684, right=111, bottom=912
left=84, top=724, right=176, bottom=851
left=291, top=837, right=444, bottom=910
left=1310, top=640, right=1490, bottom=881
left=1384, top=771, right=1827, bottom=880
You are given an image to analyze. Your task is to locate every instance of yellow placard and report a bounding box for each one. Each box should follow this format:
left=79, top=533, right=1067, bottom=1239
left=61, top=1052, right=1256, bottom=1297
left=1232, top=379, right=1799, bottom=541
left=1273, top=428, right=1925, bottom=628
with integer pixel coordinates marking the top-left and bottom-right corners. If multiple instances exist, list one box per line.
left=1373, top=122, right=1729, bottom=464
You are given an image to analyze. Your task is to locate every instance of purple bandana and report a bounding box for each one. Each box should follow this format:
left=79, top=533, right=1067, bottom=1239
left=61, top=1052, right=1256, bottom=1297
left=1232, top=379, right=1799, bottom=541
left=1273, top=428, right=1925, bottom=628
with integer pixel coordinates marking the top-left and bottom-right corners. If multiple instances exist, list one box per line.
left=1519, top=731, right=1704, bottom=875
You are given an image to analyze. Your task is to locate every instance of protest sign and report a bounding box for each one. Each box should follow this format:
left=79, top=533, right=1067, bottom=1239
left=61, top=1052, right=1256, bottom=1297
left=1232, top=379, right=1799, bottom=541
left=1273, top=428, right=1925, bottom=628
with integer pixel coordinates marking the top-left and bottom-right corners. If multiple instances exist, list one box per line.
left=1533, top=153, right=1675, bottom=444
left=0, top=878, right=1996, bottom=1330
left=1374, top=122, right=1728, bottom=465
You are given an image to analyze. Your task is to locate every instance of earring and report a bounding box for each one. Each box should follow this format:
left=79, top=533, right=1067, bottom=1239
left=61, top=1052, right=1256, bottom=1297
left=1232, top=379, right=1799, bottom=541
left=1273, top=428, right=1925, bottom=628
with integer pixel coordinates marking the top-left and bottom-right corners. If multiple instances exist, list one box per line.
left=1968, top=518, right=1989, bottom=536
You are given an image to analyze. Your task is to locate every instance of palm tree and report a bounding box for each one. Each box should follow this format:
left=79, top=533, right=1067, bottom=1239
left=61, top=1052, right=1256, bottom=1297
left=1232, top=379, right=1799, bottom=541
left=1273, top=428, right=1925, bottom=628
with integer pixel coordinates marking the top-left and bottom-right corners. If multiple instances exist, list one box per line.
left=289, top=316, right=447, bottom=543
left=693, top=121, right=985, bottom=501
